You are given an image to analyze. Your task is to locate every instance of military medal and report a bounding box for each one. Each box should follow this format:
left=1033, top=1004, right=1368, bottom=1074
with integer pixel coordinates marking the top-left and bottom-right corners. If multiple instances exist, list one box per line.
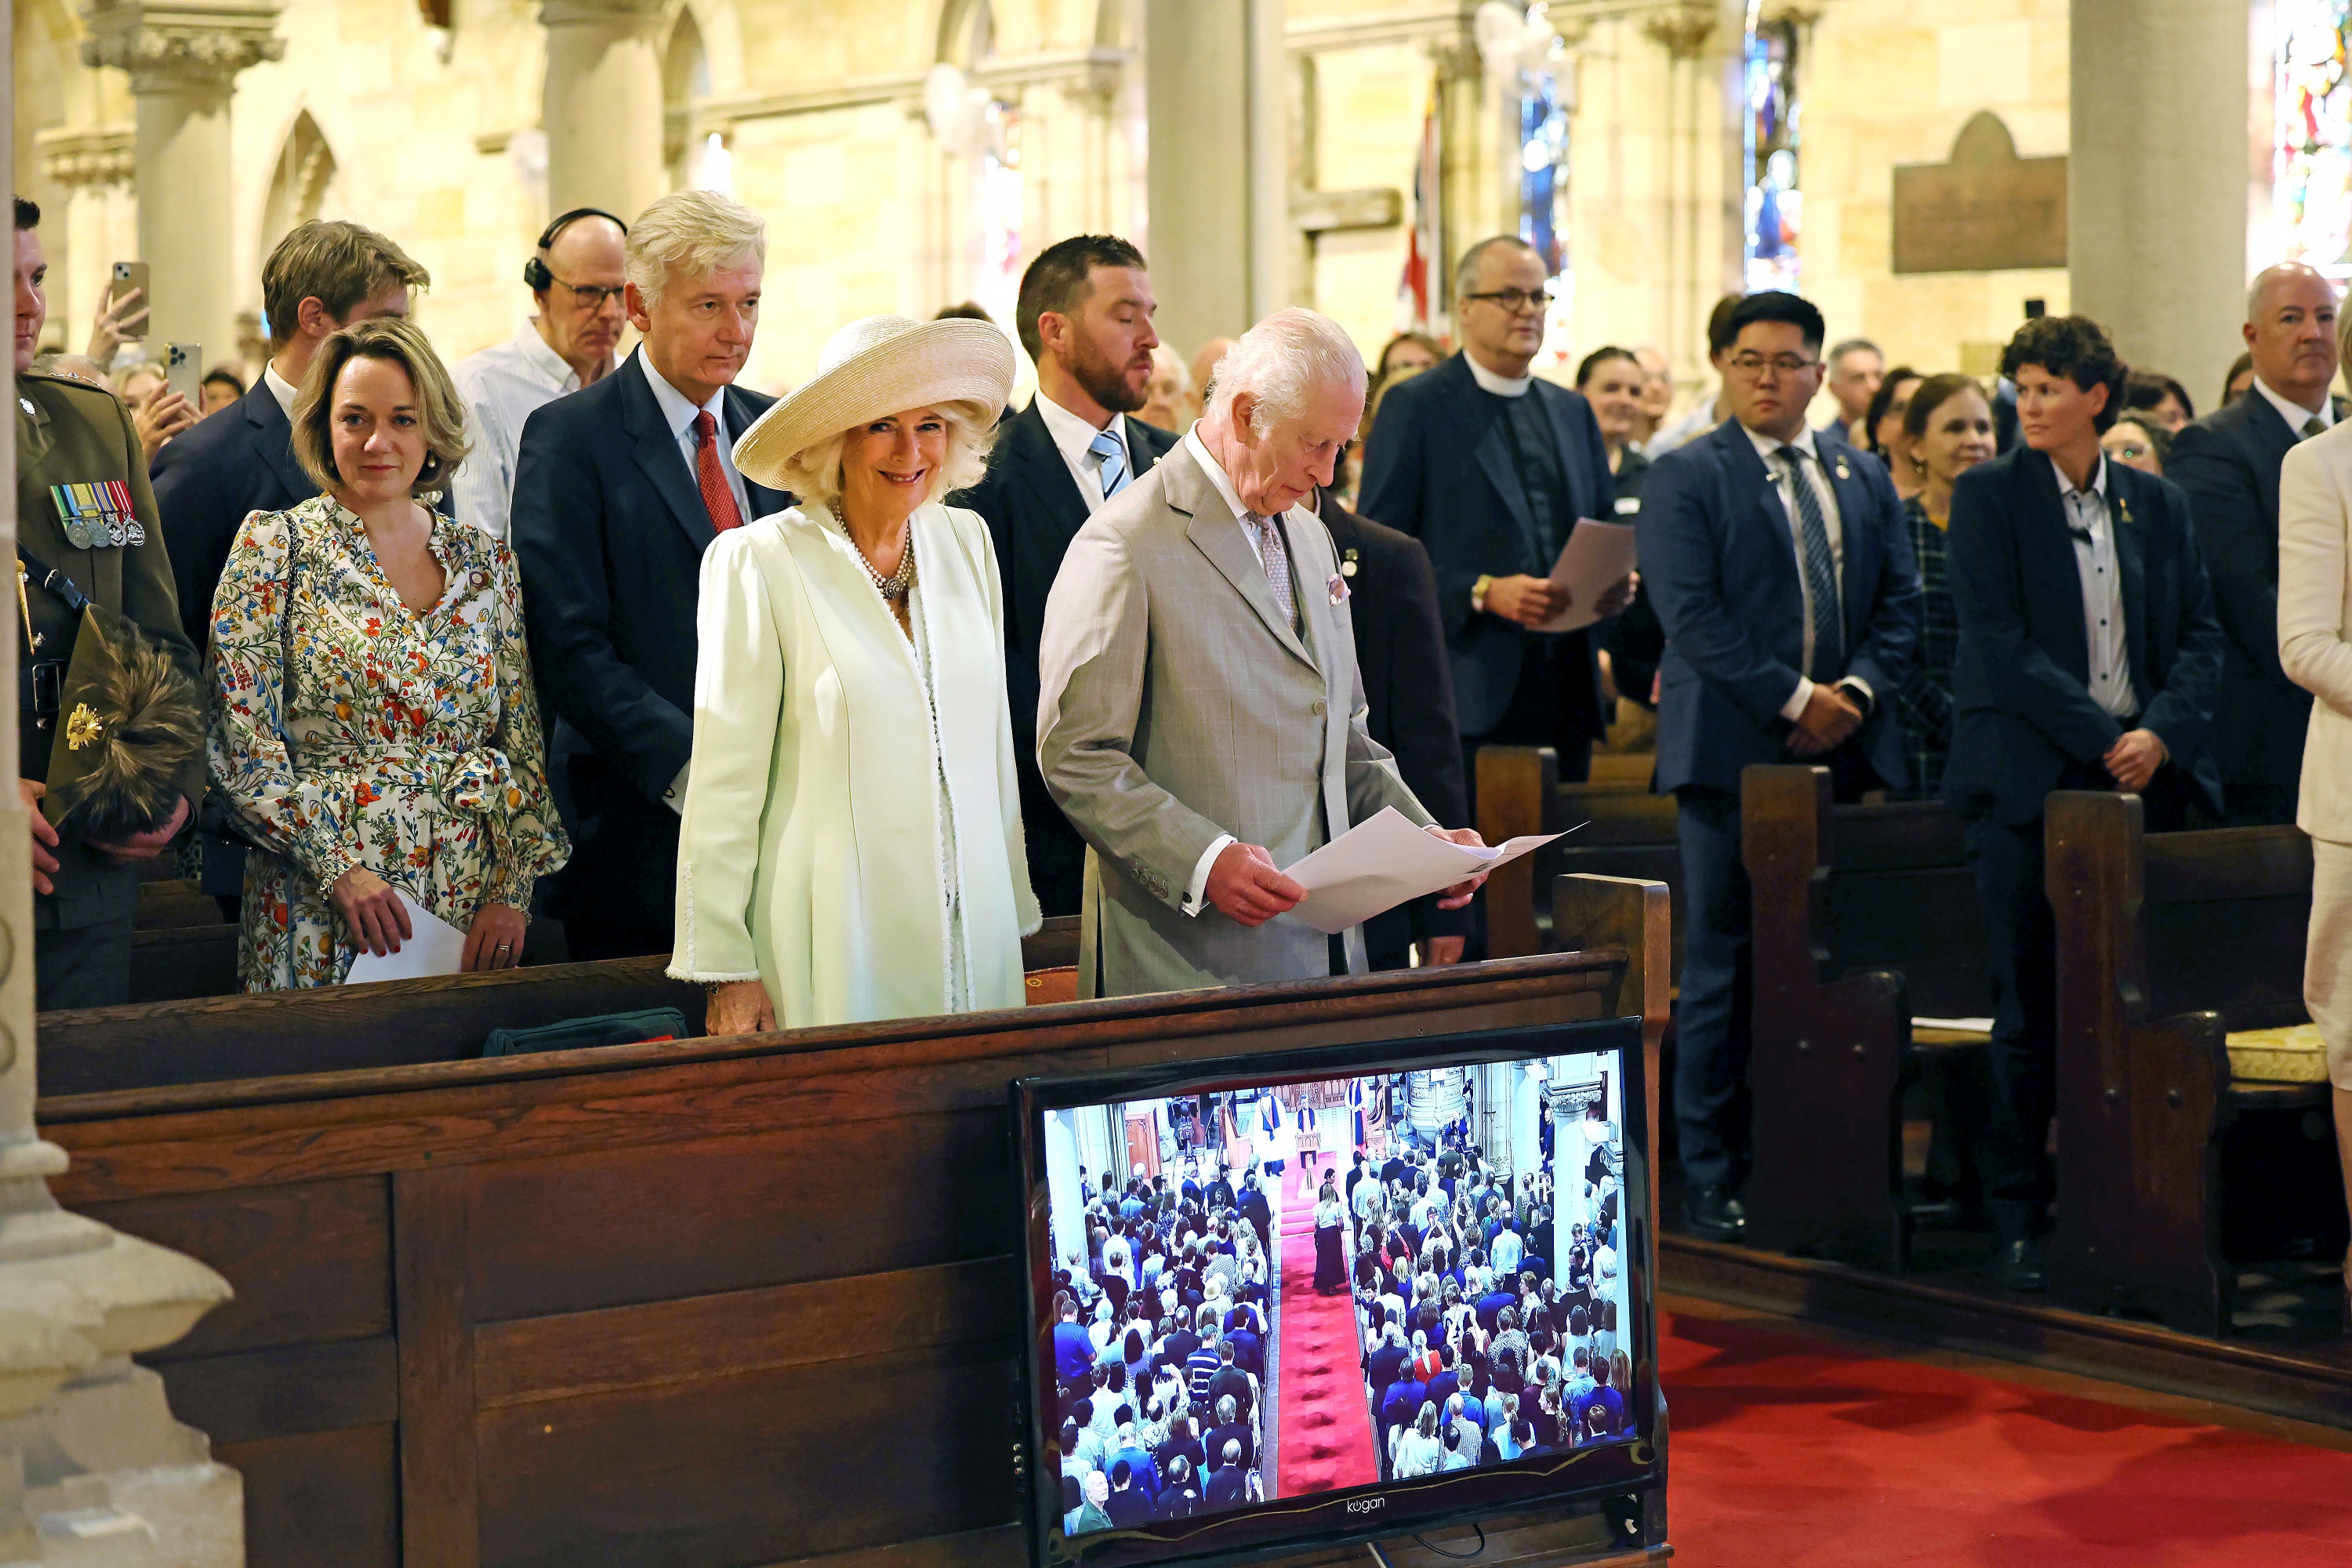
left=49, top=481, right=144, bottom=550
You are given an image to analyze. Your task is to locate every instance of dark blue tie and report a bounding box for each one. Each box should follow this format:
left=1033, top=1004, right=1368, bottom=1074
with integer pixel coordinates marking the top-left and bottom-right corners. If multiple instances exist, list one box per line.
left=1779, top=445, right=1843, bottom=681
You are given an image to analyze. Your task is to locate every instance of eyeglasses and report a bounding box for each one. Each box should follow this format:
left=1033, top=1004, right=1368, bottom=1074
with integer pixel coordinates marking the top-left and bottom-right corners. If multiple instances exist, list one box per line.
left=1725, top=353, right=1821, bottom=379
left=550, top=276, right=626, bottom=310
left=1463, top=288, right=1549, bottom=314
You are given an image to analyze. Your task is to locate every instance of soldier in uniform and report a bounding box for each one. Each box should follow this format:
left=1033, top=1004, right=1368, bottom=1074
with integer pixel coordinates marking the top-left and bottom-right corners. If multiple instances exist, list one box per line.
left=14, top=198, right=205, bottom=1009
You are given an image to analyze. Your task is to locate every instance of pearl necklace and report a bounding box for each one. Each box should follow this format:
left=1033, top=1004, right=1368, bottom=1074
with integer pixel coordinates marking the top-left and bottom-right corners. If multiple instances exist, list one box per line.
left=847, top=522, right=916, bottom=601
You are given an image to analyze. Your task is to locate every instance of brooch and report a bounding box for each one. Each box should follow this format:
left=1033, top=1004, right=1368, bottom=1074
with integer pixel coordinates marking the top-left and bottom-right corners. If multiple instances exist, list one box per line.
left=64, top=702, right=104, bottom=752
left=2117, top=498, right=2134, bottom=526
left=1327, top=572, right=1351, bottom=606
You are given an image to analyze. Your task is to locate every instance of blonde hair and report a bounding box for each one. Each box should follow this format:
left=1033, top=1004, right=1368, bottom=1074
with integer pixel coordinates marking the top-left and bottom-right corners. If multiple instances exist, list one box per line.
left=778, top=401, right=997, bottom=515
left=291, top=316, right=470, bottom=497
left=626, top=190, right=768, bottom=309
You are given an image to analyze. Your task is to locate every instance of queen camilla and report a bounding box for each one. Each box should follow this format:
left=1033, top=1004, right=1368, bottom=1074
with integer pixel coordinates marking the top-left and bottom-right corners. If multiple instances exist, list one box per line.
left=670, top=314, right=1040, bottom=1034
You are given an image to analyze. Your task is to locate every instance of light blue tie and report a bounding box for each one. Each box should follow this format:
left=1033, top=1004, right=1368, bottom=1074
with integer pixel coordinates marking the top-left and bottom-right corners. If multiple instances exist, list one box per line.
left=1090, top=428, right=1131, bottom=498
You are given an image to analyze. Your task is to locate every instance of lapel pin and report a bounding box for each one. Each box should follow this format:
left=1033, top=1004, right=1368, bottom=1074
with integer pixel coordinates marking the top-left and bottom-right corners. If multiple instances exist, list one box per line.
left=1341, top=549, right=1359, bottom=578
left=1835, top=458, right=1851, bottom=480
left=1327, top=572, right=1350, bottom=606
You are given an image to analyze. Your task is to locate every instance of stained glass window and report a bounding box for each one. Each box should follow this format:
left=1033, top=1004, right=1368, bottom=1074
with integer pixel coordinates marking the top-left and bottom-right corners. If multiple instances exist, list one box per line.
left=1744, top=16, right=1801, bottom=293
left=2276, top=0, right=2352, bottom=282
left=1519, top=68, right=1575, bottom=365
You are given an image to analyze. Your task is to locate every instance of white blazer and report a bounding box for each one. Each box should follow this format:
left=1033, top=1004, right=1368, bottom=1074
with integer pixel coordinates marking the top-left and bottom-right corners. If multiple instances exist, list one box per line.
left=2279, top=423, right=2352, bottom=843
left=670, top=501, right=1040, bottom=1025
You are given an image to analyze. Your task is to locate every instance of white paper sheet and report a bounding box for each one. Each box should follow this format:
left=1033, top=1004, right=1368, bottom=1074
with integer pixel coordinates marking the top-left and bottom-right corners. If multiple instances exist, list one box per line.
left=1279, top=807, right=1570, bottom=935
left=1532, top=518, right=1640, bottom=633
left=343, top=891, right=470, bottom=983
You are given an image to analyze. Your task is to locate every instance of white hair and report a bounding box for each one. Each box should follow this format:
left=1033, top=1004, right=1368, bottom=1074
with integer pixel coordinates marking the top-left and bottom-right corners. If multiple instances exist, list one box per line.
left=626, top=189, right=768, bottom=308
left=1203, top=307, right=1366, bottom=436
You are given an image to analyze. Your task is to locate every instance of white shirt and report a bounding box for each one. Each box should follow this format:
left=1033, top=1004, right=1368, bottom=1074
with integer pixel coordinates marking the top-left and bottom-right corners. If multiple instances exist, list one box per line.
left=2055, top=454, right=2135, bottom=719
left=1034, top=389, right=1133, bottom=513
left=1465, top=354, right=1534, bottom=398
left=1741, top=422, right=1860, bottom=721
left=641, top=352, right=756, bottom=813
left=1176, top=426, right=1297, bottom=915
left=1646, top=391, right=1725, bottom=458
left=263, top=361, right=299, bottom=418
left=450, top=325, right=611, bottom=543
left=638, top=350, right=754, bottom=528
left=2253, top=376, right=2335, bottom=439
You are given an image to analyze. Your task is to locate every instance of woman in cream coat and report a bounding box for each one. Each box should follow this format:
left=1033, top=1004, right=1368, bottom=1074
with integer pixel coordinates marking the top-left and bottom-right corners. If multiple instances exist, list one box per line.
left=2277, top=362, right=2352, bottom=1311
left=670, top=315, right=1039, bottom=1033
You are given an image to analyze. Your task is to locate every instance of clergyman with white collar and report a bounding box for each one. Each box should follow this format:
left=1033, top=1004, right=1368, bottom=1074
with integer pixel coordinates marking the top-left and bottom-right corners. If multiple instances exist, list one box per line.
left=1358, top=235, right=1628, bottom=804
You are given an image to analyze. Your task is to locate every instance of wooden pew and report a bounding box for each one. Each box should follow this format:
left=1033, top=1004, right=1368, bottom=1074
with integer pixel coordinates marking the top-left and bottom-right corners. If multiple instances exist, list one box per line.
left=1740, top=765, right=1992, bottom=1271
left=42, top=917, right=1087, bottom=1094
left=1477, top=746, right=1681, bottom=961
left=38, top=890, right=1668, bottom=1568
left=2042, top=791, right=2340, bottom=1334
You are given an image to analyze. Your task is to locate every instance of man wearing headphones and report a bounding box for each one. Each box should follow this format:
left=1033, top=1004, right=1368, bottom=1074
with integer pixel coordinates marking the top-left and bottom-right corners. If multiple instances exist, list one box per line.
left=450, top=208, right=629, bottom=543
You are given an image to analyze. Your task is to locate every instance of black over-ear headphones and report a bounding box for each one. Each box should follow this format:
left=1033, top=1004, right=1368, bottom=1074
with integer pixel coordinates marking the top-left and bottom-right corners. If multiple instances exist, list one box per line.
left=523, top=207, right=630, bottom=293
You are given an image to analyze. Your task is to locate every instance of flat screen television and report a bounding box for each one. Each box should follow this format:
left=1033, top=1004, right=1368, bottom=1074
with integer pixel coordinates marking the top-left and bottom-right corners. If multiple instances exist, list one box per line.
left=1013, top=1018, right=1658, bottom=1568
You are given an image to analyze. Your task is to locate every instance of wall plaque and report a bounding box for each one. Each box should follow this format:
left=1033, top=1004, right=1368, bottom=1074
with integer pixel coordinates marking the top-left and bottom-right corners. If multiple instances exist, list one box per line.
left=1892, top=111, right=2067, bottom=274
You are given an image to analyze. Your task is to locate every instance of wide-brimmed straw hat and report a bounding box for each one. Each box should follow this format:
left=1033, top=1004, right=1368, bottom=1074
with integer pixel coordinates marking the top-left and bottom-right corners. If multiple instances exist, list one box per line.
left=731, top=314, right=1017, bottom=491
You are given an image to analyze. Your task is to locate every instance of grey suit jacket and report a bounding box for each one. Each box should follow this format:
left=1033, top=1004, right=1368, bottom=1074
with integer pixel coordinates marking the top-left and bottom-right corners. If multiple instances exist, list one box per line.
left=1037, top=441, right=1435, bottom=998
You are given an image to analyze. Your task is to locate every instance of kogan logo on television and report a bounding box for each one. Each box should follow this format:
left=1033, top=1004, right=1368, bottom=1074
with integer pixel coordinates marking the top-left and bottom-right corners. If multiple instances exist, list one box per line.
left=1345, top=1499, right=1385, bottom=1515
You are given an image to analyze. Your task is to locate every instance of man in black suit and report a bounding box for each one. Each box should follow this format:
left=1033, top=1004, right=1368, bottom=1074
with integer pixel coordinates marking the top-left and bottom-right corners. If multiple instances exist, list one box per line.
left=151, top=220, right=429, bottom=911
left=1944, top=314, right=2224, bottom=1290
left=949, top=234, right=1176, bottom=916
left=1637, top=291, right=1920, bottom=1241
left=513, top=191, right=786, bottom=961
left=1317, top=490, right=1472, bottom=968
left=2165, top=262, right=2339, bottom=825
left=1359, top=235, right=1630, bottom=799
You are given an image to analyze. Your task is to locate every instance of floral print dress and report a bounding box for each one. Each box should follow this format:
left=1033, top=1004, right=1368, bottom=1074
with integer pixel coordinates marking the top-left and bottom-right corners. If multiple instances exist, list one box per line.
left=209, top=493, right=569, bottom=989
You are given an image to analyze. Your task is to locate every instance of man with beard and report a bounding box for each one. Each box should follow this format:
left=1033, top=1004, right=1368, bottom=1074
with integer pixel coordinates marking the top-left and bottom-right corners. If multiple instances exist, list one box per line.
left=953, top=234, right=1178, bottom=916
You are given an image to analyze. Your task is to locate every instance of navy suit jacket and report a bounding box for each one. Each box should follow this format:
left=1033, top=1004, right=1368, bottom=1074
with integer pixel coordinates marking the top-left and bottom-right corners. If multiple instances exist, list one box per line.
left=510, top=350, right=784, bottom=931
left=2164, top=390, right=2312, bottom=797
left=150, top=379, right=318, bottom=655
left=1356, top=354, right=1617, bottom=738
left=1638, top=419, right=1920, bottom=795
left=1942, top=446, right=2224, bottom=826
left=1319, top=499, right=1472, bottom=953
left=949, top=398, right=1176, bottom=916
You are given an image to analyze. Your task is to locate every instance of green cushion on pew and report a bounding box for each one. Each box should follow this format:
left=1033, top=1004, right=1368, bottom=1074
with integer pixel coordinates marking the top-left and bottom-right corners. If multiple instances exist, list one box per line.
left=482, top=1008, right=689, bottom=1058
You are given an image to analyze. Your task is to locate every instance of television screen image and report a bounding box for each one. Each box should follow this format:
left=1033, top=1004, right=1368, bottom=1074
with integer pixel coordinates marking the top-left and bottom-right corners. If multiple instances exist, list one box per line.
left=1018, top=1026, right=1651, bottom=1568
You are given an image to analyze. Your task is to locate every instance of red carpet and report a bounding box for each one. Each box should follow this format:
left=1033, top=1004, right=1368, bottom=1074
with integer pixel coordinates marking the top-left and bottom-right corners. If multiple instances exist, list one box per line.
left=1664, top=1307, right=2352, bottom=1566
left=1271, top=1157, right=1381, bottom=1497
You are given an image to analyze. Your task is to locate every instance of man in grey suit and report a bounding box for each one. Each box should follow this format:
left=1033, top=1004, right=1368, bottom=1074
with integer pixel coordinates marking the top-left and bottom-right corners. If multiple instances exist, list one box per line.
left=1038, top=308, right=1488, bottom=998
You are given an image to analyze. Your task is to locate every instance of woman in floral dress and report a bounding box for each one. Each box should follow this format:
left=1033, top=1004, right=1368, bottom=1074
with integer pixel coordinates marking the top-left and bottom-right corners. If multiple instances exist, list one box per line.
left=209, top=317, right=566, bottom=990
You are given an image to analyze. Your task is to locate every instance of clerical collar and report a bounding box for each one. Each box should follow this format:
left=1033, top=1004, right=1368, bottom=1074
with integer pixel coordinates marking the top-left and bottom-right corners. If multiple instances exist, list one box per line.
left=1465, top=354, right=1534, bottom=397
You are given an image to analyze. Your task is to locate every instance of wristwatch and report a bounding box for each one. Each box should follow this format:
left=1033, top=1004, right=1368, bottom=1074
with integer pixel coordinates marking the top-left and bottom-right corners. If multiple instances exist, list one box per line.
left=1472, top=574, right=1496, bottom=614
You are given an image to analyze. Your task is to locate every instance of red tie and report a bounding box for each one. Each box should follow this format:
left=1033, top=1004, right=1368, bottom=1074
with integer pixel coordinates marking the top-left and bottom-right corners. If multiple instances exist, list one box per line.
left=693, top=410, right=744, bottom=532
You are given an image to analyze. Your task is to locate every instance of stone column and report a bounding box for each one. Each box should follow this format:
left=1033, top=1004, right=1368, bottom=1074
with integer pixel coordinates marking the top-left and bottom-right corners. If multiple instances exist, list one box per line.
left=33, top=127, right=136, bottom=366
left=2068, top=0, right=2247, bottom=408
left=539, top=0, right=669, bottom=224
left=5, top=12, right=245, bottom=1564
left=1144, top=0, right=1287, bottom=358
left=79, top=1, right=283, bottom=370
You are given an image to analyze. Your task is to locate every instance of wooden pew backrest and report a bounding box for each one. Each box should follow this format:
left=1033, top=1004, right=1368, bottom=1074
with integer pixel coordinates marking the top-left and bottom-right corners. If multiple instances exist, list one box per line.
left=2044, top=792, right=2322, bottom=1332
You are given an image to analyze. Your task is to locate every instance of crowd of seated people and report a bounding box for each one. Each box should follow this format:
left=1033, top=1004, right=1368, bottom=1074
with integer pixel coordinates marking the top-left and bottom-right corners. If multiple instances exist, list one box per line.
left=1343, top=1134, right=1629, bottom=1479
left=1051, top=1160, right=1276, bottom=1528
